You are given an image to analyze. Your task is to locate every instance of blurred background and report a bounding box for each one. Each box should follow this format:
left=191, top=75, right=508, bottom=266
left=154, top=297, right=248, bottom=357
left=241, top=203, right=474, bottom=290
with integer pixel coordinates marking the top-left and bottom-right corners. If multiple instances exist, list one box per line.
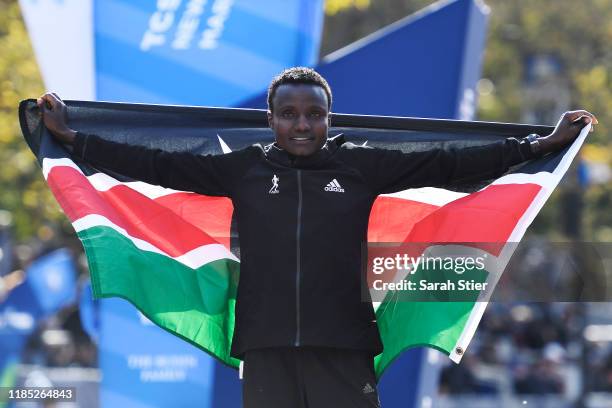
left=0, top=0, right=611, bottom=407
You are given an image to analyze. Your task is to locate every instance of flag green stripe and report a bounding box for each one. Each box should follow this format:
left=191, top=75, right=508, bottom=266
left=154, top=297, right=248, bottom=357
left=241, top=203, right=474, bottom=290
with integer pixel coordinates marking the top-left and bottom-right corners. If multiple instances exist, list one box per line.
left=375, top=301, right=473, bottom=377
left=374, top=264, right=490, bottom=378
left=77, top=225, right=241, bottom=368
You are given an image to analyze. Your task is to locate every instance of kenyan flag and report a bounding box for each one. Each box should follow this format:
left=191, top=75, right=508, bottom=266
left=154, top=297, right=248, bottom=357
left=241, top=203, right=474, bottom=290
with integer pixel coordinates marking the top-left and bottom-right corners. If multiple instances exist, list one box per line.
left=368, top=137, right=588, bottom=374
left=19, top=100, right=588, bottom=378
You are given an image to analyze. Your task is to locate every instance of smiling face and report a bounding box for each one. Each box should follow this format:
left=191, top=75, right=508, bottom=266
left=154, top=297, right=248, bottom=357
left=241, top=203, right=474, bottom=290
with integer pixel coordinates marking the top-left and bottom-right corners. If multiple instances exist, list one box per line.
left=267, top=83, right=330, bottom=157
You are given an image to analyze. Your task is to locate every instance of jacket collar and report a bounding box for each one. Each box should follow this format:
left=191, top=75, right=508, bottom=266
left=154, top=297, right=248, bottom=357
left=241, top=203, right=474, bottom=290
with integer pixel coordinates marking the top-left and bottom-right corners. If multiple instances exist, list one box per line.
left=264, top=134, right=345, bottom=168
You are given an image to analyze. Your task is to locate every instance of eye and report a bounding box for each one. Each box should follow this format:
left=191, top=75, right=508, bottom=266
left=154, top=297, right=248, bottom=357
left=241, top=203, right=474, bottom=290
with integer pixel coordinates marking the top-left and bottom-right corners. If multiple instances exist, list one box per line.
left=281, top=110, right=295, bottom=118
left=310, top=110, right=323, bottom=118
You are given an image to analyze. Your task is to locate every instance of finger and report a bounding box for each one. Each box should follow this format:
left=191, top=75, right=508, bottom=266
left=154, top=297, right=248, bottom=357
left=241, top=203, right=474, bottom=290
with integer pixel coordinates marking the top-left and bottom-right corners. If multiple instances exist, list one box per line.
left=41, top=92, right=56, bottom=101
left=40, top=93, right=56, bottom=110
left=572, top=115, right=592, bottom=125
left=42, top=92, right=62, bottom=110
left=39, top=95, right=51, bottom=110
left=565, top=110, right=596, bottom=123
left=47, top=92, right=62, bottom=107
left=51, top=92, right=63, bottom=103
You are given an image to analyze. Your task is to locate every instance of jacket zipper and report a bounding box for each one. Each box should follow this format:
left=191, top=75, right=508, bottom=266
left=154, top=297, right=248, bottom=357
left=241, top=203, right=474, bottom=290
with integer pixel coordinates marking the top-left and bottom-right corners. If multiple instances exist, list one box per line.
left=295, top=169, right=302, bottom=346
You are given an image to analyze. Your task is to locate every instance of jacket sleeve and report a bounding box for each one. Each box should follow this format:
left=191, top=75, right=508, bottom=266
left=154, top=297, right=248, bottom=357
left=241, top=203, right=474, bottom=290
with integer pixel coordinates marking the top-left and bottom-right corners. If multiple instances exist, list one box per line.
left=347, top=137, right=538, bottom=194
left=73, top=132, right=258, bottom=197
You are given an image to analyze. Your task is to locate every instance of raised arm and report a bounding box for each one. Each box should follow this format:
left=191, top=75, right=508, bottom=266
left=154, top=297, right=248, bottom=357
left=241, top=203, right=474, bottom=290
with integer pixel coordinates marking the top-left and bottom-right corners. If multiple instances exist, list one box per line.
left=343, top=110, right=597, bottom=194
left=37, top=93, right=257, bottom=197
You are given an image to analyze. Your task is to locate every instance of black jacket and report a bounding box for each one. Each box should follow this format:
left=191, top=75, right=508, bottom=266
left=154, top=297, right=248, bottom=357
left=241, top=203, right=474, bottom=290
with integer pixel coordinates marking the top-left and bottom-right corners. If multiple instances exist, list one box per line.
left=73, top=132, right=536, bottom=358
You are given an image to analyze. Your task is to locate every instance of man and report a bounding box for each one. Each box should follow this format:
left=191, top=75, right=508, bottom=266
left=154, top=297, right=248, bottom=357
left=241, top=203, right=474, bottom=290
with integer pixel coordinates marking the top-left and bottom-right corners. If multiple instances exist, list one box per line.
left=38, top=67, right=596, bottom=407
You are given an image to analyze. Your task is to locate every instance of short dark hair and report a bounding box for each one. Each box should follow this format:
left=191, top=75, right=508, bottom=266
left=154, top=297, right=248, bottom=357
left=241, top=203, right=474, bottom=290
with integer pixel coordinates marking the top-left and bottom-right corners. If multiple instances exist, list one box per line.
left=267, top=67, right=332, bottom=113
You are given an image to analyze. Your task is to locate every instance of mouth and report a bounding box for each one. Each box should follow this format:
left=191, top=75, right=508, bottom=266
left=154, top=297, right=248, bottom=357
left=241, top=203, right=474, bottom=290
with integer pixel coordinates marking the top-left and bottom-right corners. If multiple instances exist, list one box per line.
left=289, top=136, right=315, bottom=143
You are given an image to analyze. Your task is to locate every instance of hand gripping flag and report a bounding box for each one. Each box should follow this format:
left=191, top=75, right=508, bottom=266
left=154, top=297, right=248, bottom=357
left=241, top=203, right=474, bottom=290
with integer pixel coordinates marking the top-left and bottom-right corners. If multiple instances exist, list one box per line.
left=19, top=100, right=589, bottom=378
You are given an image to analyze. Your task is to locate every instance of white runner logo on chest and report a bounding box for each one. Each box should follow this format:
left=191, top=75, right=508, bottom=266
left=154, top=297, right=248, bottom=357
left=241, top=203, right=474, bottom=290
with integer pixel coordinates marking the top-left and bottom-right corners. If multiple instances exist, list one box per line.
left=269, top=174, right=280, bottom=194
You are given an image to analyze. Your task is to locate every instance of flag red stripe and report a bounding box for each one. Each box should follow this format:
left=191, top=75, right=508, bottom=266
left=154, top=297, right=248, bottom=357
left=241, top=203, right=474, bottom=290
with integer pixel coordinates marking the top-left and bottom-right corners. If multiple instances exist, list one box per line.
left=368, top=197, right=439, bottom=242
left=47, top=166, right=233, bottom=256
left=154, top=193, right=233, bottom=249
left=405, top=183, right=541, bottom=252
left=368, top=184, right=541, bottom=257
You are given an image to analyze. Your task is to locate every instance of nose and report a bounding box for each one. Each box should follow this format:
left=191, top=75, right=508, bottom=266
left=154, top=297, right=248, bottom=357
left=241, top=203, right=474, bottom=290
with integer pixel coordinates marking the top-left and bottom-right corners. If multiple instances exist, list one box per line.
left=294, top=114, right=311, bottom=132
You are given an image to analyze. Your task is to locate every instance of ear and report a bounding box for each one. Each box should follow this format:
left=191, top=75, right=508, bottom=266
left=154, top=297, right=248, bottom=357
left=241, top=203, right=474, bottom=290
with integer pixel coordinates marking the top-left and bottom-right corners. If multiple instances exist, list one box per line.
left=267, top=110, right=274, bottom=129
left=328, top=112, right=332, bottom=128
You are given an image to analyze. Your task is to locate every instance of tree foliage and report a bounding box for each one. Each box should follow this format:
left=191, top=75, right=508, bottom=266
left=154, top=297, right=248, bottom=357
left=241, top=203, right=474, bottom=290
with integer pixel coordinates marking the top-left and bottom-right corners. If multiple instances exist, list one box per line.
left=0, top=0, right=66, bottom=241
left=325, top=0, right=371, bottom=15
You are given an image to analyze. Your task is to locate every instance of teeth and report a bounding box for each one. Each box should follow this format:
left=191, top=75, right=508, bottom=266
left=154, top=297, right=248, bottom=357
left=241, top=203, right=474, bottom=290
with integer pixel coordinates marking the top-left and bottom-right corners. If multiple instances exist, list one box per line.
left=292, top=137, right=311, bottom=141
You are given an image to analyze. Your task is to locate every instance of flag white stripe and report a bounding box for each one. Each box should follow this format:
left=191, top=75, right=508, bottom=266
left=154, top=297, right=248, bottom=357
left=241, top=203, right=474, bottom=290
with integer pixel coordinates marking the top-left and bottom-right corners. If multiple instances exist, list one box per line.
left=43, top=157, right=186, bottom=199
left=381, top=187, right=468, bottom=207
left=73, top=214, right=239, bottom=269
left=489, top=171, right=556, bottom=189
left=382, top=164, right=561, bottom=207
left=42, top=157, right=80, bottom=179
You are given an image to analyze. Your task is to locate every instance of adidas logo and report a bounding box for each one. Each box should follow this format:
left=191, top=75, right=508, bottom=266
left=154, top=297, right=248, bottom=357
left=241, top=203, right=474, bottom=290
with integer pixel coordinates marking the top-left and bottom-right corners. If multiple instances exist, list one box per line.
left=324, top=178, right=345, bottom=193
left=362, top=383, right=375, bottom=394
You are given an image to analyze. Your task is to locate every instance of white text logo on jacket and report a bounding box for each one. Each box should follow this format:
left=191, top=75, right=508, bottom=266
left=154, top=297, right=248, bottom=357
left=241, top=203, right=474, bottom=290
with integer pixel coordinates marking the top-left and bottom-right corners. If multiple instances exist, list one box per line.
left=324, top=179, right=345, bottom=193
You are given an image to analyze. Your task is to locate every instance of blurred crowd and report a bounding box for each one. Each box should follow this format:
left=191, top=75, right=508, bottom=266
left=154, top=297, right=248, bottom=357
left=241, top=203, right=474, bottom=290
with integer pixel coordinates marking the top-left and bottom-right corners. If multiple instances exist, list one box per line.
left=439, top=302, right=580, bottom=396
left=438, top=238, right=612, bottom=403
left=20, top=305, right=97, bottom=369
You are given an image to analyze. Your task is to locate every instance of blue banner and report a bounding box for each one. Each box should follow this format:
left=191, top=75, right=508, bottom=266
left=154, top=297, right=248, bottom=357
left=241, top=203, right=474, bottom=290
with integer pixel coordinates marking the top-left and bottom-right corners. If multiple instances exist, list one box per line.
left=80, top=284, right=241, bottom=407
left=95, top=0, right=325, bottom=106
left=98, top=298, right=217, bottom=408
left=1, top=248, right=77, bottom=321
left=22, top=249, right=77, bottom=316
left=242, top=0, right=488, bottom=120
left=79, top=280, right=99, bottom=344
